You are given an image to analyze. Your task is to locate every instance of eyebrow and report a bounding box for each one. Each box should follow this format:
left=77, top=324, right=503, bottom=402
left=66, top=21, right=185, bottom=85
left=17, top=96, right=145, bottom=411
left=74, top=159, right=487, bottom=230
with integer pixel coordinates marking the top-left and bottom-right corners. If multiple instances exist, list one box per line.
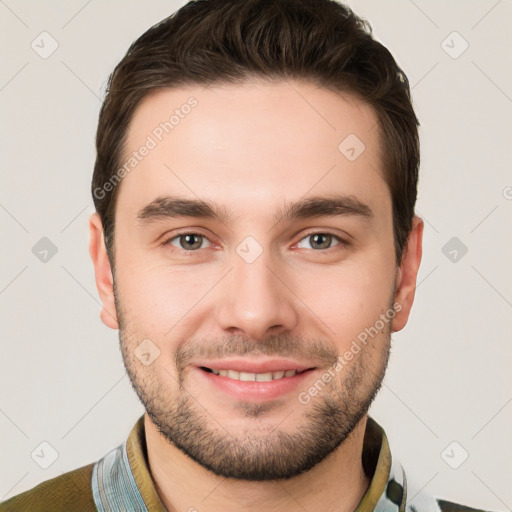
left=136, top=194, right=373, bottom=226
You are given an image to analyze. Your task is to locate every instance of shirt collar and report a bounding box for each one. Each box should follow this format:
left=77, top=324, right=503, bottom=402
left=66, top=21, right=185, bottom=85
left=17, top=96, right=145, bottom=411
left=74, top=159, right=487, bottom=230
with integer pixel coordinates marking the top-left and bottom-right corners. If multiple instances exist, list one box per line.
left=92, top=414, right=410, bottom=512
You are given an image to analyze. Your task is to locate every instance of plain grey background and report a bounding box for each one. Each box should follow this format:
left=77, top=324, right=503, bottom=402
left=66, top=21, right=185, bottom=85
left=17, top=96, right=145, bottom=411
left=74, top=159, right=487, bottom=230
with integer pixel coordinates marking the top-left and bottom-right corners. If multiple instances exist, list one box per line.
left=1, top=0, right=511, bottom=509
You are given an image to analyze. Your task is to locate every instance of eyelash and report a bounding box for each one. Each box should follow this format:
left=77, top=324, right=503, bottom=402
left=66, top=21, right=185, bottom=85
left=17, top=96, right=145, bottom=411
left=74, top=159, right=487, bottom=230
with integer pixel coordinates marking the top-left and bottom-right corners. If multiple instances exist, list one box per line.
left=162, top=230, right=348, bottom=254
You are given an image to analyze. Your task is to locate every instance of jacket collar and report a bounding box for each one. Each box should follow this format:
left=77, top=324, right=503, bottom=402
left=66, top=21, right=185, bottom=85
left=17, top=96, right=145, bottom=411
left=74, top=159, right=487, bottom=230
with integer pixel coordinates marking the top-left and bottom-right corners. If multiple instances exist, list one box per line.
left=92, top=414, right=409, bottom=512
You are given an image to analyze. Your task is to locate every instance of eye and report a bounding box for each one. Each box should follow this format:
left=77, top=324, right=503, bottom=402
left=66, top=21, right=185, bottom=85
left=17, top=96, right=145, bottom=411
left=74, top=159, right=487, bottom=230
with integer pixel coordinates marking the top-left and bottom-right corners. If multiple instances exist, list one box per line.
left=165, top=232, right=212, bottom=252
left=163, top=230, right=347, bottom=254
left=296, top=231, right=345, bottom=251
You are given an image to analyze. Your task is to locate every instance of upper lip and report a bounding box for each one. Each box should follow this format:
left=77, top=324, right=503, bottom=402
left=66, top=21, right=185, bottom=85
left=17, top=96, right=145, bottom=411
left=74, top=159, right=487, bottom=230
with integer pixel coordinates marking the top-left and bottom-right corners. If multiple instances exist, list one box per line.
left=194, top=358, right=317, bottom=374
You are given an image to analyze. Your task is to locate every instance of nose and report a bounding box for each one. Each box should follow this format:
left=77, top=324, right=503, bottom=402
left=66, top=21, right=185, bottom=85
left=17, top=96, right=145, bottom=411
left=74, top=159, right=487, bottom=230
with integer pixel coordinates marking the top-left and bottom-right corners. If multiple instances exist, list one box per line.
left=215, top=247, right=300, bottom=341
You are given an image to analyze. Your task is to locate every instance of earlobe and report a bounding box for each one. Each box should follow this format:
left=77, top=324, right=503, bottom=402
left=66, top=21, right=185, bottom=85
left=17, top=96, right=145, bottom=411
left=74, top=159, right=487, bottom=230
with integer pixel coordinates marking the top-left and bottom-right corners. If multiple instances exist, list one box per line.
left=89, top=212, right=119, bottom=330
left=391, top=216, right=424, bottom=333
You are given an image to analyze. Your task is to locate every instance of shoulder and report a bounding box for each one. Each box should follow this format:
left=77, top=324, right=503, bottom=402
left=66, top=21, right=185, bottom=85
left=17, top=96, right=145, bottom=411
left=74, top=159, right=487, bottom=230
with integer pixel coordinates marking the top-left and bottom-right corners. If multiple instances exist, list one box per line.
left=0, top=462, right=96, bottom=512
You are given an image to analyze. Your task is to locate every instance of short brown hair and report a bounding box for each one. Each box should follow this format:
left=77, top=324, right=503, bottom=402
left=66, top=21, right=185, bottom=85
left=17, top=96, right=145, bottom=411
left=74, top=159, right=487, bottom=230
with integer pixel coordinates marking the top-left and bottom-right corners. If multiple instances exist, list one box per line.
left=91, top=0, right=419, bottom=267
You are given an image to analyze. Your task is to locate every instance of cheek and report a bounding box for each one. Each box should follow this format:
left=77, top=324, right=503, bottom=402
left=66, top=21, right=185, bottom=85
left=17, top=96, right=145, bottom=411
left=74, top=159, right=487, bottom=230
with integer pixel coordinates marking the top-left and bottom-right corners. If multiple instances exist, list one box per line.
left=293, top=262, right=394, bottom=345
left=115, top=263, right=215, bottom=338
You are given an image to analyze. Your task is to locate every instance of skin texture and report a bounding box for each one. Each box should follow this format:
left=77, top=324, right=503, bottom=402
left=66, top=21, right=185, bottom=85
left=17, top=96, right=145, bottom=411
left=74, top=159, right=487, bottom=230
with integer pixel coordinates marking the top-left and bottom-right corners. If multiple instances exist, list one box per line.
left=89, top=78, right=423, bottom=512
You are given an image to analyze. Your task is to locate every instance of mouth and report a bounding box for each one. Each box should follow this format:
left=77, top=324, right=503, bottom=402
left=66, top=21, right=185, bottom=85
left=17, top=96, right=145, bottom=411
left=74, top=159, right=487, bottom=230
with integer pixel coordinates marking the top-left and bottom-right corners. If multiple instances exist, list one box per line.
left=199, top=366, right=311, bottom=381
left=194, top=361, right=318, bottom=402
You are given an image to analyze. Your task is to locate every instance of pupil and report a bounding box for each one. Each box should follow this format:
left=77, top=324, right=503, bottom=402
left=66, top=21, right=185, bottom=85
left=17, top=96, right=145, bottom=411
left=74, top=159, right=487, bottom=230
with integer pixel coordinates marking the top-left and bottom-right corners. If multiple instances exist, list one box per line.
left=183, top=234, right=201, bottom=249
left=312, top=233, right=330, bottom=249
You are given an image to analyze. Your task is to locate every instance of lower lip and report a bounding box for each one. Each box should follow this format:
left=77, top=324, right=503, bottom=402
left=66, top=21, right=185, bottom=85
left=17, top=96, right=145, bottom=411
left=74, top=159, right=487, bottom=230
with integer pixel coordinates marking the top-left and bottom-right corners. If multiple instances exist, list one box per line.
left=195, top=367, right=316, bottom=402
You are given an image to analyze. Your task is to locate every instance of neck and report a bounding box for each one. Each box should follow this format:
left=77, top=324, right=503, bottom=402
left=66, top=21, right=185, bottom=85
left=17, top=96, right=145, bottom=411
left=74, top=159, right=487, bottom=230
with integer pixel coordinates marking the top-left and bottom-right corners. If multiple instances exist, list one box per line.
left=145, top=414, right=370, bottom=512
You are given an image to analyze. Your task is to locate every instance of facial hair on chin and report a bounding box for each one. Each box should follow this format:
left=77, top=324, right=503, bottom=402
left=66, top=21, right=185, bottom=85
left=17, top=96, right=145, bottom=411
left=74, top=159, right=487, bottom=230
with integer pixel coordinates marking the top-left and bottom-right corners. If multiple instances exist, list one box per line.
left=115, top=281, right=393, bottom=481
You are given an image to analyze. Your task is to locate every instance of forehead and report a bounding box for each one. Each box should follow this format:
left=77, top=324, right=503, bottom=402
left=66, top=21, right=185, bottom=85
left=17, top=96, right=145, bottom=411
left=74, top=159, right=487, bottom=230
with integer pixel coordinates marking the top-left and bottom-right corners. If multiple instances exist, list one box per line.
left=116, top=79, right=389, bottom=224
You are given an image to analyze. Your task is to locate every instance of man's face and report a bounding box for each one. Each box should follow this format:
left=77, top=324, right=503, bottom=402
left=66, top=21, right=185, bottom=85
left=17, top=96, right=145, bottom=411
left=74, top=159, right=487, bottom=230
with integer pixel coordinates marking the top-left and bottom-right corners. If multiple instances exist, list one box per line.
left=104, top=79, right=405, bottom=480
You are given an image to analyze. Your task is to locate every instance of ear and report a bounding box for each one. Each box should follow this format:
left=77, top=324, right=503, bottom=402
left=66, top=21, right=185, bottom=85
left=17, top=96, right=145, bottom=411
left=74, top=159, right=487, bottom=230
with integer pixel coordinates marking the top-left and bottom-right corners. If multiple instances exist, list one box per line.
left=89, top=212, right=119, bottom=330
left=391, top=215, right=424, bottom=332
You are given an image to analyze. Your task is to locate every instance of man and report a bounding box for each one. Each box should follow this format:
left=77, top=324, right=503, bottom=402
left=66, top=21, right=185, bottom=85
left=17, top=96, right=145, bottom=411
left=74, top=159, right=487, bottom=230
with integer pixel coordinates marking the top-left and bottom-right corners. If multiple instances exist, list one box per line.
left=0, top=0, right=495, bottom=511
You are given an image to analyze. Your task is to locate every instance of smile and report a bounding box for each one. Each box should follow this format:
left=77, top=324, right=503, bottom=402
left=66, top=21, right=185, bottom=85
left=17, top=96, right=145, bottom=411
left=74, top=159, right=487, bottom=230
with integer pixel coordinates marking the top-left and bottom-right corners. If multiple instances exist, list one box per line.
left=200, top=367, right=307, bottom=381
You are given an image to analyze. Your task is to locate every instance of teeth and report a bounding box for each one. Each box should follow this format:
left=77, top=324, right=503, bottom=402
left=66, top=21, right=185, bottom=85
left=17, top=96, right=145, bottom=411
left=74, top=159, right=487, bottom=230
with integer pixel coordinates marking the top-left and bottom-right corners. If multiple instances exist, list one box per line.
left=212, top=369, right=299, bottom=381
left=227, top=369, right=239, bottom=380
left=255, top=372, right=273, bottom=382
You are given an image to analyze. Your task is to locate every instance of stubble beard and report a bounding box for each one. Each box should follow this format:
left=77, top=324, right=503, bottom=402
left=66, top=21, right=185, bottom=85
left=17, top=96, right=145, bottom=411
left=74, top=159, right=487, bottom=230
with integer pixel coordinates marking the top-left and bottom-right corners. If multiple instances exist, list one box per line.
left=115, top=279, right=392, bottom=481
